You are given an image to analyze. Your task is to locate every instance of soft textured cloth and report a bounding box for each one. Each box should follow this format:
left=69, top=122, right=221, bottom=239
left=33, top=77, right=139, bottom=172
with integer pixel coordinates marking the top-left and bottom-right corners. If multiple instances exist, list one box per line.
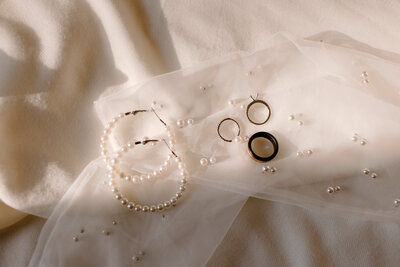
left=1, top=0, right=400, bottom=266
left=1, top=0, right=400, bottom=220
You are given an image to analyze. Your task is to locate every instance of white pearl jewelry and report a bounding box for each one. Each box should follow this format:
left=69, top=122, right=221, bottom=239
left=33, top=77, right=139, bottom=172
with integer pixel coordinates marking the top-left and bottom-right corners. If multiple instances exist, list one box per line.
left=100, top=111, right=176, bottom=183
left=363, top=169, right=370, bottom=175
left=228, top=99, right=235, bottom=105
left=108, top=156, right=188, bottom=213
left=209, top=157, right=217, bottom=164
left=288, top=115, right=295, bottom=120
left=233, top=136, right=243, bottom=143
left=262, top=166, right=270, bottom=172
left=351, top=136, right=357, bottom=142
left=240, top=104, right=246, bottom=110
left=306, top=149, right=313, bottom=156
left=394, top=199, right=400, bottom=207
left=296, top=151, right=303, bottom=157
left=200, top=158, right=208, bottom=166
left=176, top=119, right=185, bottom=127
left=371, top=173, right=377, bottom=179
left=73, top=236, right=79, bottom=242
left=334, top=186, right=341, bottom=192
left=326, top=187, right=334, bottom=194
left=360, top=140, right=366, bottom=146
left=102, top=230, right=110, bottom=235
left=297, top=120, right=304, bottom=126
left=187, top=119, right=194, bottom=125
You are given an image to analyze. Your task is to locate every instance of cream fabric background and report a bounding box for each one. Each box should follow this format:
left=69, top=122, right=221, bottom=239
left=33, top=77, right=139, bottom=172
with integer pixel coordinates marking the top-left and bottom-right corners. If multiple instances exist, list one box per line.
left=1, top=0, right=400, bottom=266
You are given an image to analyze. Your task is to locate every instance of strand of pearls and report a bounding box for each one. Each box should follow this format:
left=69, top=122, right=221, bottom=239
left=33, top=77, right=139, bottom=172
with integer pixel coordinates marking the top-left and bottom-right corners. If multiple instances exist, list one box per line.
left=110, top=139, right=175, bottom=183
left=107, top=154, right=188, bottom=212
left=100, top=111, right=177, bottom=180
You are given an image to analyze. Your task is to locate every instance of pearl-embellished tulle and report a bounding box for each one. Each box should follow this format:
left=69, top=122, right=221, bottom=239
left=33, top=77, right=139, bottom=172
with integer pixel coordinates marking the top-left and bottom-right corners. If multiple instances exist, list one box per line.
left=30, top=32, right=400, bottom=266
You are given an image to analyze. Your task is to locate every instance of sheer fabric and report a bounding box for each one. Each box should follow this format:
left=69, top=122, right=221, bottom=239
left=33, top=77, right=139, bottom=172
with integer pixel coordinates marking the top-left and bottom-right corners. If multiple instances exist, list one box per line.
left=30, top=33, right=400, bottom=266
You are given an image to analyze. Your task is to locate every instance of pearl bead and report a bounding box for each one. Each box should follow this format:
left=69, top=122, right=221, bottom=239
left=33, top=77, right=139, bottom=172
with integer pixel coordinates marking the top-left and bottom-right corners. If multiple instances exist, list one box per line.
left=187, top=119, right=194, bottom=125
left=270, top=167, right=277, bottom=173
left=296, top=151, right=303, bottom=157
left=132, top=256, right=140, bottom=262
left=121, top=146, right=128, bottom=152
left=306, top=149, right=313, bottom=156
left=73, top=236, right=79, bottom=242
left=351, top=136, right=357, bottom=142
left=147, top=174, right=153, bottom=181
left=125, top=176, right=130, bottom=181
left=176, top=192, right=183, bottom=198
left=179, top=185, right=186, bottom=192
left=100, top=150, right=107, bottom=156
left=121, top=198, right=127, bottom=205
left=326, top=187, right=334, bottom=194
left=180, top=178, right=187, bottom=185
left=363, top=169, right=370, bottom=175
left=394, top=199, right=400, bottom=206
left=127, top=203, right=134, bottom=210
left=170, top=197, right=177, bottom=204
left=157, top=204, right=164, bottom=211
left=132, top=175, right=139, bottom=183
left=371, top=173, right=377, bottom=179
left=200, top=158, right=208, bottom=166
left=176, top=120, right=185, bottom=127
left=115, top=194, right=122, bottom=200
left=240, top=104, right=246, bottom=110
left=360, top=140, right=366, bottom=146
left=111, top=117, right=118, bottom=123
left=288, top=115, right=295, bottom=120
left=228, top=99, right=235, bottom=105
left=102, top=230, right=110, bottom=235
left=209, top=157, right=217, bottom=164
left=111, top=187, right=118, bottom=193
left=103, top=129, right=110, bottom=135
left=178, top=163, right=185, bottom=170
left=142, top=206, right=149, bottom=212
left=297, top=120, right=304, bottom=126
left=179, top=170, right=188, bottom=177
left=361, top=71, right=368, bottom=78
left=262, top=166, right=270, bottom=172
left=108, top=180, right=115, bottom=186
left=134, top=205, right=142, bottom=211
left=234, top=136, right=243, bottom=143
left=175, top=157, right=182, bottom=163
left=112, top=220, right=117, bottom=225
left=150, top=205, right=157, bottom=212
left=163, top=201, right=171, bottom=208
left=334, top=186, right=341, bottom=192
left=118, top=113, right=124, bottom=118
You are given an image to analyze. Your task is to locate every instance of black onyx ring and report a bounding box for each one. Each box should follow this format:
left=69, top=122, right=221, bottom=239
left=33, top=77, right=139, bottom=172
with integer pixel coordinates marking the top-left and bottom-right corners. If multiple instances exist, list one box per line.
left=247, top=131, right=279, bottom=162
